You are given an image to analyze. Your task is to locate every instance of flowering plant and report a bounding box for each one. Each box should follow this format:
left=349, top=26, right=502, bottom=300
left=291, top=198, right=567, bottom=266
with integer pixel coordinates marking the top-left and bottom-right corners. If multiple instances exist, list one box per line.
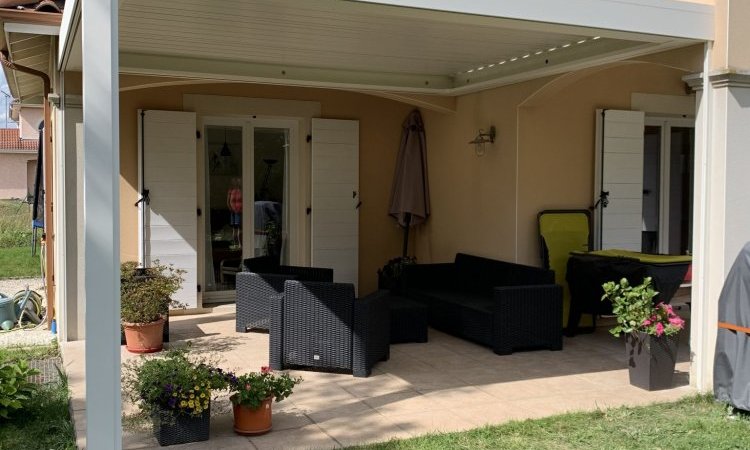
left=601, top=277, right=685, bottom=338
left=228, top=366, right=301, bottom=410
left=122, top=348, right=234, bottom=418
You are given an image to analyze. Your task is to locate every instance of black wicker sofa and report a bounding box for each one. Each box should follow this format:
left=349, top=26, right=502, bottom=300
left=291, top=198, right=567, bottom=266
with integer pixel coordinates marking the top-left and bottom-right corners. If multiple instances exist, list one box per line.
left=401, top=253, right=563, bottom=355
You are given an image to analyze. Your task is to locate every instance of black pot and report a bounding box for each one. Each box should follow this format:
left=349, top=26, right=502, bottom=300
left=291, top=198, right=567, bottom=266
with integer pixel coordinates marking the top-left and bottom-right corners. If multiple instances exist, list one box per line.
left=625, top=331, right=679, bottom=391
left=377, top=272, right=401, bottom=294
left=152, top=403, right=210, bottom=446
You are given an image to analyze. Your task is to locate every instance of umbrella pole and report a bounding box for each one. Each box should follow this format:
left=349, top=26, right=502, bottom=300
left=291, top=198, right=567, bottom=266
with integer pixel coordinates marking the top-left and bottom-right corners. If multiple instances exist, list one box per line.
left=402, top=213, right=411, bottom=258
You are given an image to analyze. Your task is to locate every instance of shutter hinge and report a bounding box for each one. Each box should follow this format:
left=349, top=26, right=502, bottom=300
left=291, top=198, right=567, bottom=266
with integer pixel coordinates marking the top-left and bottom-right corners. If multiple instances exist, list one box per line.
left=197, top=284, right=202, bottom=293
left=196, top=130, right=201, bottom=139
left=306, top=207, right=311, bottom=215
left=197, top=208, right=202, bottom=217
left=306, top=134, right=312, bottom=143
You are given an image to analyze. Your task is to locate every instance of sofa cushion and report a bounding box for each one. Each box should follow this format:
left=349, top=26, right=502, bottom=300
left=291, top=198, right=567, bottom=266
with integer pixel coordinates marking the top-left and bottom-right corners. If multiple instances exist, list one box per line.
left=454, top=253, right=554, bottom=294
left=407, top=288, right=492, bottom=312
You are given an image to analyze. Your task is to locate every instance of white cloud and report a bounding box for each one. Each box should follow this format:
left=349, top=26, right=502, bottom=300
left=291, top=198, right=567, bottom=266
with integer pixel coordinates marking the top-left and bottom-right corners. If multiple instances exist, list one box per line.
left=0, top=71, right=18, bottom=129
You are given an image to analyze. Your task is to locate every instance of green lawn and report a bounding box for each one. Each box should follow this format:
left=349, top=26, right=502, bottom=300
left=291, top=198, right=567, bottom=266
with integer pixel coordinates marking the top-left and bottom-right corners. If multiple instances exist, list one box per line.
left=0, top=200, right=33, bottom=248
left=0, top=199, right=38, bottom=279
left=0, top=246, right=40, bottom=279
left=351, top=395, right=750, bottom=450
left=0, top=343, right=75, bottom=450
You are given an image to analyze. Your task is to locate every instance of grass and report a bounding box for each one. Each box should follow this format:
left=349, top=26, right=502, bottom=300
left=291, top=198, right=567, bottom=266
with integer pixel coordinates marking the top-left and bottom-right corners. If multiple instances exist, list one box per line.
left=0, top=342, right=75, bottom=450
left=0, top=199, right=39, bottom=279
left=0, top=246, right=41, bottom=279
left=0, top=341, right=59, bottom=365
left=352, top=395, right=750, bottom=450
left=0, top=200, right=33, bottom=248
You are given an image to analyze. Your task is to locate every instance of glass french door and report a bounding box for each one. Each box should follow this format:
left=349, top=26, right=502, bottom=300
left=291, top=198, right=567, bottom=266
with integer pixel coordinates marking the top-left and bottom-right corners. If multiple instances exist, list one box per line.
left=203, top=124, right=243, bottom=299
left=247, top=124, right=290, bottom=266
left=202, top=119, right=296, bottom=304
left=642, top=118, right=695, bottom=255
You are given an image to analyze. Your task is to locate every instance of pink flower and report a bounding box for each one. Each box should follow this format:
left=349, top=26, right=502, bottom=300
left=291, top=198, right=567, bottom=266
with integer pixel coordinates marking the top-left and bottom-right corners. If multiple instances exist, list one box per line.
left=669, top=316, right=684, bottom=327
left=642, top=319, right=652, bottom=326
left=261, top=366, right=271, bottom=374
left=655, top=322, right=665, bottom=337
left=245, top=384, right=251, bottom=391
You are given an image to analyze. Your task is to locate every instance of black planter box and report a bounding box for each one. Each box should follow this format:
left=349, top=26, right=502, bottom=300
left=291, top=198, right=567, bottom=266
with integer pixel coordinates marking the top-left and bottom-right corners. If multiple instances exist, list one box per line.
left=626, top=331, right=679, bottom=391
left=152, top=404, right=210, bottom=446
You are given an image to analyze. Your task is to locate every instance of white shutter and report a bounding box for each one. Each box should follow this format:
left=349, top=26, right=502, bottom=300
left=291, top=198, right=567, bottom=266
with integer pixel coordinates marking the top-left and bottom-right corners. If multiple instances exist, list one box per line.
left=311, top=119, right=359, bottom=291
left=139, top=110, right=198, bottom=308
left=594, top=109, right=645, bottom=251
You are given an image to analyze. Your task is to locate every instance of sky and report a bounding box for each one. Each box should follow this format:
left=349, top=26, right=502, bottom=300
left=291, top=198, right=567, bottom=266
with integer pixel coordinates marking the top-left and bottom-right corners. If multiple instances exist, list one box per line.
left=0, top=70, right=17, bottom=128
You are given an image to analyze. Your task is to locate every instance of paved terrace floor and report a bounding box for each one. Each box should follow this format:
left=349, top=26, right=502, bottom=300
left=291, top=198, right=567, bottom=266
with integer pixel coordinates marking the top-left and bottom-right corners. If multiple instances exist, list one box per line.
left=61, top=298, right=694, bottom=450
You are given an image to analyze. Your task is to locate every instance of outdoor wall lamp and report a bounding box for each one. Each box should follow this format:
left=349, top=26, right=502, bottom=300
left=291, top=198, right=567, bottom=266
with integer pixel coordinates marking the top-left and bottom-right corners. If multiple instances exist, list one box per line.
left=469, top=126, right=496, bottom=156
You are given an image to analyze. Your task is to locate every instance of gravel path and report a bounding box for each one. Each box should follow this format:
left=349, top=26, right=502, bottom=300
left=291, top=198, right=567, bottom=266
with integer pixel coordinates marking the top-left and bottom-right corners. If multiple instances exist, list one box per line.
left=0, top=277, right=45, bottom=298
left=0, top=277, right=53, bottom=347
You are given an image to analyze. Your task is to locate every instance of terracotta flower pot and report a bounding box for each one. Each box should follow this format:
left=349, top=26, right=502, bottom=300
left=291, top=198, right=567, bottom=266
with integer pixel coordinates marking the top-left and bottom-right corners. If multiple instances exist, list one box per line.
left=232, top=396, right=273, bottom=435
left=123, top=317, right=165, bottom=353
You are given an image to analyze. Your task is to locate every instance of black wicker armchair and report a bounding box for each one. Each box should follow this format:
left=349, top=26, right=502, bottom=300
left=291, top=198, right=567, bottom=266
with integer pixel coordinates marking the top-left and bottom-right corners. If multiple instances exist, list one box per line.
left=235, top=262, right=333, bottom=333
left=269, top=280, right=390, bottom=377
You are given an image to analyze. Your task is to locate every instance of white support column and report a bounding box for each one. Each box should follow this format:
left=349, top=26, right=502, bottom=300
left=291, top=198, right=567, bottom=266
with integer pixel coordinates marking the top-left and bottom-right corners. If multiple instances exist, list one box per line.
left=684, top=47, right=714, bottom=392
left=83, top=0, right=121, bottom=448
left=686, top=62, right=750, bottom=392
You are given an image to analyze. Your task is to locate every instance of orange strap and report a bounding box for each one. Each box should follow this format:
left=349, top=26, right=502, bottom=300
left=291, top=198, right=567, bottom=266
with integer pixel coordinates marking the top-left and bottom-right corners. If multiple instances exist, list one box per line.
left=718, top=321, right=750, bottom=334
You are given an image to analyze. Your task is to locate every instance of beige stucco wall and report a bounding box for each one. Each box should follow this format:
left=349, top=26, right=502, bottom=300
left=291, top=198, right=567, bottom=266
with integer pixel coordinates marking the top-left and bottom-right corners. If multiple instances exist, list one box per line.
left=63, top=44, right=703, bottom=302
left=117, top=80, right=413, bottom=295
left=414, top=45, right=703, bottom=268
left=19, top=106, right=43, bottom=140
left=0, top=152, right=36, bottom=199
left=711, top=0, right=750, bottom=71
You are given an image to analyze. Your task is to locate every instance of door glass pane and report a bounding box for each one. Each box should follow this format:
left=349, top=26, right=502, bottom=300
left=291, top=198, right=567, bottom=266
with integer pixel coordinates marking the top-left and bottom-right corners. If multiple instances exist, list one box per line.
left=668, top=127, right=695, bottom=254
left=253, top=128, right=287, bottom=265
left=204, top=125, right=243, bottom=292
left=642, top=125, right=661, bottom=253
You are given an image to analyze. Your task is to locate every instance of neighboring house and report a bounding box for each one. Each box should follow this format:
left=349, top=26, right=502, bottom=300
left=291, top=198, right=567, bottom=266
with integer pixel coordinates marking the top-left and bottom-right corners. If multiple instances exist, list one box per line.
left=3, top=1, right=750, bottom=447
left=0, top=128, right=37, bottom=200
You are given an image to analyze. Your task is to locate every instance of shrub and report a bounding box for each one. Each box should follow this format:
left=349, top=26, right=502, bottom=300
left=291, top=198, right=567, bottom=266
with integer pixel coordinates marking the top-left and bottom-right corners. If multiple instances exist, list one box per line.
left=228, top=366, right=301, bottom=410
left=121, top=261, right=185, bottom=324
left=0, top=360, right=40, bottom=419
left=601, top=277, right=685, bottom=337
left=122, top=347, right=232, bottom=419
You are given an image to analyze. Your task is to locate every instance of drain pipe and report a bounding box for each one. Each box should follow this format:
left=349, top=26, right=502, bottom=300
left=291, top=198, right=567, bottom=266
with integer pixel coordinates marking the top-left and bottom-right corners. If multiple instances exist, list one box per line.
left=0, top=50, right=54, bottom=328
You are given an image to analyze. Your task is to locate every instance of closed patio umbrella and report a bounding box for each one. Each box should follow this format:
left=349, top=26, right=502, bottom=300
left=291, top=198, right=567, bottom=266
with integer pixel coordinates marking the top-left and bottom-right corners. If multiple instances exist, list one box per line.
left=389, top=109, right=430, bottom=257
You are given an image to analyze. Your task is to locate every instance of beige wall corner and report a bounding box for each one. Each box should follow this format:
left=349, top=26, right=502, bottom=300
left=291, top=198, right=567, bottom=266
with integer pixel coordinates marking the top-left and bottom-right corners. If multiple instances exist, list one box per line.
left=712, top=0, right=750, bottom=71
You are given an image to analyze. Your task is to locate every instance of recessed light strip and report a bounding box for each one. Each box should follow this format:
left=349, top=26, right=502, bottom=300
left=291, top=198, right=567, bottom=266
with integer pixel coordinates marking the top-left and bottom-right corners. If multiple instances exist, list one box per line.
left=457, top=36, right=596, bottom=75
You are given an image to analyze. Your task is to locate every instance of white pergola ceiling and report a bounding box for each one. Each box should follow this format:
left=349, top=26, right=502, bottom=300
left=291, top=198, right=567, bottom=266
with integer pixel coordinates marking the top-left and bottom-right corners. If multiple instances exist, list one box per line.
left=3, top=32, right=51, bottom=103
left=57, top=0, right=711, bottom=94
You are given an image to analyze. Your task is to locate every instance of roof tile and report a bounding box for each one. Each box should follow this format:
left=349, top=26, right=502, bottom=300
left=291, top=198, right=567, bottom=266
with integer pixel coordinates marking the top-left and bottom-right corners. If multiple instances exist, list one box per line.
left=0, top=128, right=38, bottom=151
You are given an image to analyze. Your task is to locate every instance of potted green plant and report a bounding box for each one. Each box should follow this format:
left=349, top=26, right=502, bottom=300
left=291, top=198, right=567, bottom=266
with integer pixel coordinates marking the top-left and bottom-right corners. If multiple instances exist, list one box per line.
left=121, top=261, right=185, bottom=353
left=122, top=348, right=232, bottom=446
left=602, top=277, right=686, bottom=391
left=377, top=256, right=416, bottom=294
left=228, top=366, right=301, bottom=435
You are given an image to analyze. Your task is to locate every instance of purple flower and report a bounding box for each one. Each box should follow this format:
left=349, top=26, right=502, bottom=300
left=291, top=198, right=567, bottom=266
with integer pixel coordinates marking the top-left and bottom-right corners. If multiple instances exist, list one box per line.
left=167, top=397, right=177, bottom=408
